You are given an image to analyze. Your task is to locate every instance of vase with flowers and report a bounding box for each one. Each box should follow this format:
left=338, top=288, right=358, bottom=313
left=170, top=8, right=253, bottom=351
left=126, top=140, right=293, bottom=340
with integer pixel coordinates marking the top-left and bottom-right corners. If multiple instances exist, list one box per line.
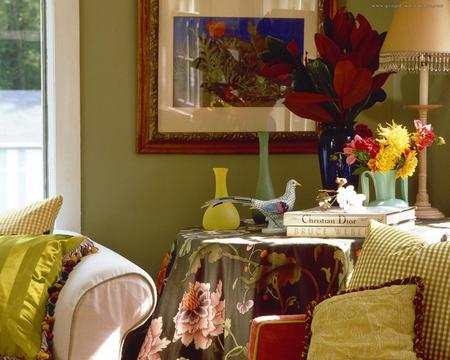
left=343, top=120, right=445, bottom=207
left=259, top=8, right=393, bottom=189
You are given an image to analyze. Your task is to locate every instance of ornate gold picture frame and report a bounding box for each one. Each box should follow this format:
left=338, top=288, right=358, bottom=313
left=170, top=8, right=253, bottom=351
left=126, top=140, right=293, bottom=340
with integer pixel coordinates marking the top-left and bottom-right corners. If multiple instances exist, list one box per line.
left=137, top=0, right=334, bottom=154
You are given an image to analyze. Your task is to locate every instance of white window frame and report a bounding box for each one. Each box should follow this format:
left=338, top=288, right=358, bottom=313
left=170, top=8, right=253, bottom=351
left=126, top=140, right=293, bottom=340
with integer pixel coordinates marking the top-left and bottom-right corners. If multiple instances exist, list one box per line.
left=45, top=0, right=81, bottom=232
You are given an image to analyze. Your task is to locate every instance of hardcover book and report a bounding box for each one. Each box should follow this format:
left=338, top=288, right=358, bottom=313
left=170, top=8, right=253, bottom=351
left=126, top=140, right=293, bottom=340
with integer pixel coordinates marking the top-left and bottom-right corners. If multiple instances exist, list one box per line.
left=286, top=219, right=416, bottom=238
left=283, top=206, right=415, bottom=227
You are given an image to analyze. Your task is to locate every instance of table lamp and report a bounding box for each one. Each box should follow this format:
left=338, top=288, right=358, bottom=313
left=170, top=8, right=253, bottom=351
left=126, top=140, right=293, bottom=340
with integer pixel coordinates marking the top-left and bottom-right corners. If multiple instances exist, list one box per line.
left=380, top=0, right=450, bottom=219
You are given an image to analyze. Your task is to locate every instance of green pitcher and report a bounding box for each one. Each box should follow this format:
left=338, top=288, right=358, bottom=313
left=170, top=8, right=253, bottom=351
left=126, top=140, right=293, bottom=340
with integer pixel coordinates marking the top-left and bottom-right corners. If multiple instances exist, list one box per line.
left=360, top=170, right=409, bottom=207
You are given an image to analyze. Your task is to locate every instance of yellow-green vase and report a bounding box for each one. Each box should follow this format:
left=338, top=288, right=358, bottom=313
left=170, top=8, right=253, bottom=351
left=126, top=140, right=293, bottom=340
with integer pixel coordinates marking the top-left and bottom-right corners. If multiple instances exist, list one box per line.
left=202, top=168, right=240, bottom=230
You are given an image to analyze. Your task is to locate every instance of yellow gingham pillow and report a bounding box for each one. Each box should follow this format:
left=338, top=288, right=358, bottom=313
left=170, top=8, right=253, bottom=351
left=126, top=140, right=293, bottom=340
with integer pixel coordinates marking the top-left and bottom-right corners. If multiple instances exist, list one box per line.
left=0, top=195, right=63, bottom=235
left=348, top=220, right=450, bottom=360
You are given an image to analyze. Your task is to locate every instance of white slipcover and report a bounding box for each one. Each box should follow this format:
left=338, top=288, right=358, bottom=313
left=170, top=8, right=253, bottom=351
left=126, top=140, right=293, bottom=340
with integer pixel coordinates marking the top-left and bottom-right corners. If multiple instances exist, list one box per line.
left=53, top=242, right=156, bottom=360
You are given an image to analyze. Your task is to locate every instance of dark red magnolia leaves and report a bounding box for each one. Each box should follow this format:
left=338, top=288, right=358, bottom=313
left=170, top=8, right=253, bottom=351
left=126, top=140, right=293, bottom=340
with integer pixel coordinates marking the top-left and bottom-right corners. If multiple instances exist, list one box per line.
left=342, top=68, right=372, bottom=109
left=262, top=63, right=293, bottom=80
left=352, top=32, right=384, bottom=71
left=333, top=60, right=372, bottom=110
left=315, top=12, right=388, bottom=73
left=372, top=71, right=394, bottom=91
left=259, top=7, right=394, bottom=124
left=315, top=33, right=342, bottom=66
left=350, top=14, right=372, bottom=51
left=331, top=8, right=355, bottom=49
left=284, top=92, right=334, bottom=123
left=333, top=60, right=356, bottom=98
left=286, top=92, right=332, bottom=104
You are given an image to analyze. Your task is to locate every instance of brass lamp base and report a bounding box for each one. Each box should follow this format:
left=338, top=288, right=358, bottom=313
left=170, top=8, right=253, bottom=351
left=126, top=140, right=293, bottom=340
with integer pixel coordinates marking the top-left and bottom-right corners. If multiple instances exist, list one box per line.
left=415, top=205, right=445, bottom=220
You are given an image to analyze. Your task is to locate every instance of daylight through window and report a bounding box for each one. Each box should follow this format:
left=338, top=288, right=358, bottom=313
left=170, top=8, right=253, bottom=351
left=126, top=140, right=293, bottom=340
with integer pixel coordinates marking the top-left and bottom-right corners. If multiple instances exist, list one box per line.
left=0, top=0, right=44, bottom=212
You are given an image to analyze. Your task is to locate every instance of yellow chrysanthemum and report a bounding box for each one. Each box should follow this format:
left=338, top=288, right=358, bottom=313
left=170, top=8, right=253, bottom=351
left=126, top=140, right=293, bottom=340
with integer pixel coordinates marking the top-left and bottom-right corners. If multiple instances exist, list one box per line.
left=396, top=150, right=418, bottom=178
left=373, top=145, right=397, bottom=173
left=367, top=158, right=378, bottom=172
left=377, top=121, right=410, bottom=158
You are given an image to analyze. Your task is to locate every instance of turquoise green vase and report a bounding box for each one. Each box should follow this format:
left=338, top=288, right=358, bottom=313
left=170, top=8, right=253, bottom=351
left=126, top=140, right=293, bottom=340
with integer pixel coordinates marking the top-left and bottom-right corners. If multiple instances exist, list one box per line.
left=252, top=131, right=276, bottom=224
left=203, top=168, right=240, bottom=230
left=360, top=170, right=409, bottom=207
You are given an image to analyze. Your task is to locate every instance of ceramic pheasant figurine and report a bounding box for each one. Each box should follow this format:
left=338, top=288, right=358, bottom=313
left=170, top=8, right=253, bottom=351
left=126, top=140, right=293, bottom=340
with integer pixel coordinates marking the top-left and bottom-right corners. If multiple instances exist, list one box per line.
left=204, top=179, right=301, bottom=233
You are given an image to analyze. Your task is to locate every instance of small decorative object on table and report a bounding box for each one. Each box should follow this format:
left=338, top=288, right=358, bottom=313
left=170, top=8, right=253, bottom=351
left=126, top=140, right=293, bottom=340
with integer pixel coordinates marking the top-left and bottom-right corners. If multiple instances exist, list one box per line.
left=316, top=177, right=366, bottom=211
left=259, top=8, right=393, bottom=189
left=202, top=168, right=241, bottom=230
left=343, top=120, right=445, bottom=207
left=203, top=179, right=301, bottom=234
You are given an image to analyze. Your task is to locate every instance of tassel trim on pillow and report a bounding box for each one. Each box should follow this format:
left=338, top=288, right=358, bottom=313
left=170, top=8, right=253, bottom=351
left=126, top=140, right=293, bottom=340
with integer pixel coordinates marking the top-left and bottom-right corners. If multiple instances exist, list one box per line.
left=37, top=239, right=98, bottom=360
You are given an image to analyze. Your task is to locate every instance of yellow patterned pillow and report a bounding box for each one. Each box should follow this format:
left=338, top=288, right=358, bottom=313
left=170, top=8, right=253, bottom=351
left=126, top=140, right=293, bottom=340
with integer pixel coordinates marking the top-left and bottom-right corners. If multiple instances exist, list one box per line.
left=303, top=278, right=424, bottom=360
left=0, top=195, right=63, bottom=235
left=349, top=220, right=450, bottom=360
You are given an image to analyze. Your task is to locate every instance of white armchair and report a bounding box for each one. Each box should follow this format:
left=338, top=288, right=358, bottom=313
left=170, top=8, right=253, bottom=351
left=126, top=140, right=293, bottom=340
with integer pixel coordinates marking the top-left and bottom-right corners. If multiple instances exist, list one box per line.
left=52, top=241, right=156, bottom=360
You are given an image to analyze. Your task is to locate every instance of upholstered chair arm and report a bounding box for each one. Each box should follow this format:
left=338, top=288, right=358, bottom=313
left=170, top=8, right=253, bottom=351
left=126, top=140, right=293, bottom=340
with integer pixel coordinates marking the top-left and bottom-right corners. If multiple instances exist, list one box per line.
left=52, top=242, right=157, bottom=360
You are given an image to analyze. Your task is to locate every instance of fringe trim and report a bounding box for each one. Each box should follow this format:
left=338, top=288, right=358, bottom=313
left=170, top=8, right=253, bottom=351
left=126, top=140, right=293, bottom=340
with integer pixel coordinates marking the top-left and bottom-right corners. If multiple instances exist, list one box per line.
left=380, top=52, right=450, bottom=72
left=37, top=238, right=98, bottom=360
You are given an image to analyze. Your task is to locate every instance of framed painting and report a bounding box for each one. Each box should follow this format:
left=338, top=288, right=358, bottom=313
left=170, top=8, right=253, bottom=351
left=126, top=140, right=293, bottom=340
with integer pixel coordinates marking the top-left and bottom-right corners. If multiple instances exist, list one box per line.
left=137, top=0, right=337, bottom=154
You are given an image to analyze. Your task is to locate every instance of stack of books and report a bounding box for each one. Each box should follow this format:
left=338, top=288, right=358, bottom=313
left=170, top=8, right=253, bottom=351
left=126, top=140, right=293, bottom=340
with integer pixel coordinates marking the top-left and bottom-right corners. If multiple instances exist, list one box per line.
left=284, top=206, right=415, bottom=238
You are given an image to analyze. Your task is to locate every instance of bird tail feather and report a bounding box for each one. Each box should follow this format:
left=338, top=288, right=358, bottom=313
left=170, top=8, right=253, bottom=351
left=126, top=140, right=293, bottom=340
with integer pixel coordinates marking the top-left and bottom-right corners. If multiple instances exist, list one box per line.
left=202, top=196, right=252, bottom=209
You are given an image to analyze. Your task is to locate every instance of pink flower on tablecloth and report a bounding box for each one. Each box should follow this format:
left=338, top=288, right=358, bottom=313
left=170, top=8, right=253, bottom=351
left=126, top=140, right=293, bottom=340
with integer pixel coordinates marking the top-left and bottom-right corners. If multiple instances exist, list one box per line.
left=236, top=299, right=254, bottom=314
left=173, top=280, right=225, bottom=350
left=138, top=317, right=170, bottom=360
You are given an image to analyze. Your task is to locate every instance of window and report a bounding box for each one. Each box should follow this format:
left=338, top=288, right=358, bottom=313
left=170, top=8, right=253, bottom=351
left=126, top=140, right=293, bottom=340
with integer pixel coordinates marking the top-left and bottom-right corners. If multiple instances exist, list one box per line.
left=0, top=0, right=44, bottom=212
left=173, top=18, right=201, bottom=107
left=0, top=0, right=80, bottom=231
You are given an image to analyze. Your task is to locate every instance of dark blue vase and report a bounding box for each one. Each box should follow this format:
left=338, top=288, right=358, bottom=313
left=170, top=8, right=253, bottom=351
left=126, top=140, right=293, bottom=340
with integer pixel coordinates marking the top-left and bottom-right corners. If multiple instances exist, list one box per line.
left=318, top=124, right=358, bottom=190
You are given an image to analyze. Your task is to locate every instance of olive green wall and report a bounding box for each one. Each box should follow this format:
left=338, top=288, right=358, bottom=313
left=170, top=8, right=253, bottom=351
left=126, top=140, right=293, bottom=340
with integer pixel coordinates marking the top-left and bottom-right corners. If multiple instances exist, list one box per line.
left=80, top=0, right=450, bottom=277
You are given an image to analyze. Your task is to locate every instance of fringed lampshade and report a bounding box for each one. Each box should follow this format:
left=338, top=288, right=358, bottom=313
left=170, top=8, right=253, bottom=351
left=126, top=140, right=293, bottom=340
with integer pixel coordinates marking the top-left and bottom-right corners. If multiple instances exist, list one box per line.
left=380, top=0, right=450, bottom=72
left=380, top=0, right=450, bottom=219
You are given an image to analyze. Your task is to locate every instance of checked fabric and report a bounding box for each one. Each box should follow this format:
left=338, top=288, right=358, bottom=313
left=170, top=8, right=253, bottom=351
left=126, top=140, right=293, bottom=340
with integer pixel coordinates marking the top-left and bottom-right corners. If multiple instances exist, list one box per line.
left=349, top=220, right=450, bottom=360
left=0, top=195, right=63, bottom=235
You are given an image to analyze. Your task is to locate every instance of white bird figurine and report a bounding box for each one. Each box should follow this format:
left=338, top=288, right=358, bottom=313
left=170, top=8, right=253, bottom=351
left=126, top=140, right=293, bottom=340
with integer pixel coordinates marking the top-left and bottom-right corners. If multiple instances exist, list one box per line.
left=203, top=179, right=301, bottom=233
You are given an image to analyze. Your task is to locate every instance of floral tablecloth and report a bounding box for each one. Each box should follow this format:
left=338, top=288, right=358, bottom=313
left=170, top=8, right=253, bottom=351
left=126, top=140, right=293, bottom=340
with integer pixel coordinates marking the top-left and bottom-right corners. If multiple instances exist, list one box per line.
left=138, top=226, right=361, bottom=360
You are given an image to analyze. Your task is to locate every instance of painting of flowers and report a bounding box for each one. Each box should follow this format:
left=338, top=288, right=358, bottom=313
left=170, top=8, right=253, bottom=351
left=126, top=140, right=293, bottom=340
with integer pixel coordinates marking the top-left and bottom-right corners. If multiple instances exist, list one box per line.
left=173, top=17, right=305, bottom=108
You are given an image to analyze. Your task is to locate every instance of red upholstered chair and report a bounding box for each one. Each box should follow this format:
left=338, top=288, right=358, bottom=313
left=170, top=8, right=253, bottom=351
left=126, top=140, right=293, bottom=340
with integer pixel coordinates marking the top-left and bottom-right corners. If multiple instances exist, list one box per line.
left=248, top=314, right=307, bottom=360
